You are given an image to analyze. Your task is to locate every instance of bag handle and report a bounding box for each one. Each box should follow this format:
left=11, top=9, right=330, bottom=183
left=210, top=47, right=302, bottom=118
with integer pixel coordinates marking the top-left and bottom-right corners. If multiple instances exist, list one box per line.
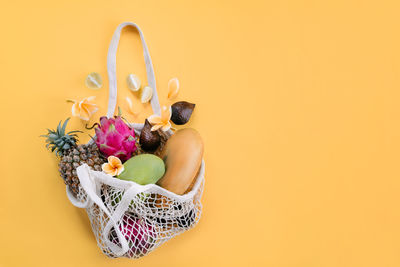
left=107, top=22, right=161, bottom=118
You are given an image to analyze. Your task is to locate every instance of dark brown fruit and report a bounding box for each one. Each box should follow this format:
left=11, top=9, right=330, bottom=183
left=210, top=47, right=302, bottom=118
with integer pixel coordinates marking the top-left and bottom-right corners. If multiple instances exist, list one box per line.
left=139, top=119, right=161, bottom=152
left=171, top=101, right=195, bottom=125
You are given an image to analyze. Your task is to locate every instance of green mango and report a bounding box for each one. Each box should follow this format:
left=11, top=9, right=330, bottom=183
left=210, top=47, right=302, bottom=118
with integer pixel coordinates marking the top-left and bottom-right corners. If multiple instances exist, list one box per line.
left=117, top=154, right=165, bottom=185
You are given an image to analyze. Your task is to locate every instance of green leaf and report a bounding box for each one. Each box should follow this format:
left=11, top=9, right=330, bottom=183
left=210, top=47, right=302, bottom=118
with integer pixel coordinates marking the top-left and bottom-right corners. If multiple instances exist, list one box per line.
left=49, top=133, right=58, bottom=139
left=67, top=130, right=82, bottom=134
left=61, top=118, right=70, bottom=135
left=56, top=120, right=62, bottom=135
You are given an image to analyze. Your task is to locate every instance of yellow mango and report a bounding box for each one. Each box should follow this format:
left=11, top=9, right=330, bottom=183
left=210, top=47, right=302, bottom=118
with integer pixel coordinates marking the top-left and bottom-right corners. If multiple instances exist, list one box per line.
left=157, top=128, right=204, bottom=195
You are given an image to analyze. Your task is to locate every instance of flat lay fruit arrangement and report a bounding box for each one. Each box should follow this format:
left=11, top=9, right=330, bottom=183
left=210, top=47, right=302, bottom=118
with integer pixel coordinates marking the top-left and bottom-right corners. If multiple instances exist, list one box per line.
left=42, top=71, right=204, bottom=258
left=40, top=23, right=205, bottom=259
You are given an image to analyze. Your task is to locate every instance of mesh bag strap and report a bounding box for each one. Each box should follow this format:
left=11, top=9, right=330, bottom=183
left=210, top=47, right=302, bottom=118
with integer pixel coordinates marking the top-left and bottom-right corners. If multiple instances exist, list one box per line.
left=106, top=22, right=161, bottom=117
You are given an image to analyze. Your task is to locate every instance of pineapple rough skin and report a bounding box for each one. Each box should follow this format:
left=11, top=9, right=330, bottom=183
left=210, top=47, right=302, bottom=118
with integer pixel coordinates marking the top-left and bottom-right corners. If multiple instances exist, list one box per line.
left=59, top=143, right=105, bottom=196
left=42, top=119, right=106, bottom=196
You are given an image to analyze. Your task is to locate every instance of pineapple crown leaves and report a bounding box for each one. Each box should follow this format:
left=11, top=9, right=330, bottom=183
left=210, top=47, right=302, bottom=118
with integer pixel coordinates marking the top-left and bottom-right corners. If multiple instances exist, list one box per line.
left=41, top=118, right=83, bottom=157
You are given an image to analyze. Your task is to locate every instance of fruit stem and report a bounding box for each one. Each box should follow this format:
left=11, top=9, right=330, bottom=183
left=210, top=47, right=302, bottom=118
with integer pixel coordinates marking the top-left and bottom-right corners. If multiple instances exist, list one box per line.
left=85, top=122, right=99, bottom=130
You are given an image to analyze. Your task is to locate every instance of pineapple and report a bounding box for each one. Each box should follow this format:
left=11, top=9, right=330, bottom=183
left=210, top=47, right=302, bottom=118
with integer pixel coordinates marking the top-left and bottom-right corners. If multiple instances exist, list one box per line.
left=42, top=118, right=106, bottom=196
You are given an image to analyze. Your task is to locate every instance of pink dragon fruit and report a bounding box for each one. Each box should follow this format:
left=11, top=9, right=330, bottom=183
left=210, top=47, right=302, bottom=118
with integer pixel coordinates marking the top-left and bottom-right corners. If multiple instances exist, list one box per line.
left=111, top=214, right=155, bottom=257
left=95, top=116, right=137, bottom=162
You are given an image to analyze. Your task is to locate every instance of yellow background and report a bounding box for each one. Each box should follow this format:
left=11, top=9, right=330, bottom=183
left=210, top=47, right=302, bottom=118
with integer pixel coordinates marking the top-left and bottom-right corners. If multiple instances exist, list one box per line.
left=1, top=0, right=400, bottom=266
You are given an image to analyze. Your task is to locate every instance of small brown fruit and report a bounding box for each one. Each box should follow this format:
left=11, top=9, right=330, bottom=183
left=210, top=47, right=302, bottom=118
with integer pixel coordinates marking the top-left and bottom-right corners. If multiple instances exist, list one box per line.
left=171, top=101, right=195, bottom=125
left=139, top=119, right=161, bottom=152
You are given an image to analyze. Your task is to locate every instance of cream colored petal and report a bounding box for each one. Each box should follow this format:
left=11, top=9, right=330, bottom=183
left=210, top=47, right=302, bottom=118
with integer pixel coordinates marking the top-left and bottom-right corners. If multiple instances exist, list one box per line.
left=102, top=163, right=112, bottom=173
left=147, top=115, right=163, bottom=124
left=108, top=156, right=121, bottom=166
left=126, top=97, right=139, bottom=115
left=161, top=105, right=172, bottom=122
left=86, top=96, right=96, bottom=102
left=83, top=103, right=98, bottom=116
left=116, top=165, right=124, bottom=176
left=167, top=78, right=180, bottom=99
left=81, top=98, right=97, bottom=108
left=161, top=121, right=171, bottom=132
left=102, top=163, right=118, bottom=176
left=71, top=102, right=79, bottom=117
left=126, top=97, right=133, bottom=109
left=83, top=102, right=98, bottom=109
left=79, top=106, right=91, bottom=121
left=89, top=106, right=99, bottom=115
left=151, top=124, right=163, bottom=131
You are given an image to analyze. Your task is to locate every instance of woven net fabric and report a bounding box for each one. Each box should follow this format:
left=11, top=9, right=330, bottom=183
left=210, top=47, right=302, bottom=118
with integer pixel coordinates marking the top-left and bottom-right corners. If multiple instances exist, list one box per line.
left=67, top=124, right=204, bottom=259
left=69, top=165, right=204, bottom=258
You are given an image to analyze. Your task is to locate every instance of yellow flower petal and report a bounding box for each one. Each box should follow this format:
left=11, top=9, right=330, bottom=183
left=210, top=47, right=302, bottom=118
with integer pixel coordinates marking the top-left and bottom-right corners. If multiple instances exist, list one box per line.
left=126, top=97, right=139, bottom=116
left=126, top=96, right=133, bottom=109
left=69, top=96, right=98, bottom=121
left=161, top=121, right=171, bottom=132
left=86, top=96, right=96, bottom=102
left=102, top=156, right=124, bottom=176
left=148, top=115, right=163, bottom=124
left=85, top=104, right=99, bottom=116
left=108, top=156, right=121, bottom=166
left=151, top=124, right=163, bottom=131
left=71, top=102, right=79, bottom=117
left=102, top=163, right=116, bottom=175
left=167, top=78, right=180, bottom=99
left=82, top=102, right=98, bottom=110
left=79, top=105, right=91, bottom=121
left=116, top=165, right=124, bottom=175
left=161, top=106, right=172, bottom=122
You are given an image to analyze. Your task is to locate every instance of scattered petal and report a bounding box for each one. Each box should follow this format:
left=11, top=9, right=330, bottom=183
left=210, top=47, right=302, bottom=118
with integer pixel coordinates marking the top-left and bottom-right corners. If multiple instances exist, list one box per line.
left=167, top=78, right=180, bottom=99
left=126, top=97, right=140, bottom=116
left=161, top=105, right=172, bottom=122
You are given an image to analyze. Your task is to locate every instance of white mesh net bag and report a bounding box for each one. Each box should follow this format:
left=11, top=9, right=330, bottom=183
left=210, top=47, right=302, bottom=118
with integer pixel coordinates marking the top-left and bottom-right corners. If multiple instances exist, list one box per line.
left=66, top=22, right=205, bottom=259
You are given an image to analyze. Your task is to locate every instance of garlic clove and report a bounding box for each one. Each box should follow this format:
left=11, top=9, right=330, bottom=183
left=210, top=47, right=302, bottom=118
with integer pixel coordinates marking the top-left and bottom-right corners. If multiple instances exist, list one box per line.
left=127, top=74, right=141, bottom=92
left=85, top=72, right=102, bottom=89
left=141, top=86, right=153, bottom=103
left=167, top=78, right=180, bottom=100
left=171, top=101, right=195, bottom=125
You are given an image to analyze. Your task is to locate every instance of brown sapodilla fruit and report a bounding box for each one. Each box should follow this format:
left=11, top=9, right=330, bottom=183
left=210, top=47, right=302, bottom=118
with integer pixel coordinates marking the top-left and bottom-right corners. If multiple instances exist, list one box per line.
left=171, top=101, right=195, bottom=125
left=139, top=119, right=161, bottom=152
